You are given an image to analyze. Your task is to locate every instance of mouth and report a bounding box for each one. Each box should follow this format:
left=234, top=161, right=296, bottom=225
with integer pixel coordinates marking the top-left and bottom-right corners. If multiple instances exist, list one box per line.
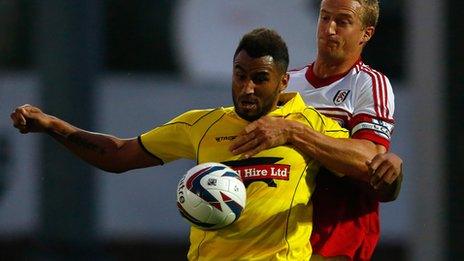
left=320, top=37, right=339, bottom=46
left=240, top=101, right=257, bottom=110
left=326, top=38, right=339, bottom=46
left=239, top=98, right=259, bottom=111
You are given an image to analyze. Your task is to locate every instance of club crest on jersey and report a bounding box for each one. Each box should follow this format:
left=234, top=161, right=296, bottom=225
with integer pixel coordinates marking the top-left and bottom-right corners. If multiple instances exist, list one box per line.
left=333, top=90, right=351, bottom=105
left=222, top=157, right=290, bottom=188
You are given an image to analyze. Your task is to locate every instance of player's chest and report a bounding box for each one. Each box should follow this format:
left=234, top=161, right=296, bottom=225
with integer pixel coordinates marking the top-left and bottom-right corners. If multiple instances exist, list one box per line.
left=293, top=82, right=356, bottom=127
left=195, top=123, right=309, bottom=188
left=302, top=84, right=354, bottom=111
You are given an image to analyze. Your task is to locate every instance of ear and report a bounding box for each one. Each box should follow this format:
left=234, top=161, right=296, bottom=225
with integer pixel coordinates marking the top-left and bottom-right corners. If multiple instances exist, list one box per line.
left=279, top=73, right=290, bottom=92
left=361, top=26, right=375, bottom=45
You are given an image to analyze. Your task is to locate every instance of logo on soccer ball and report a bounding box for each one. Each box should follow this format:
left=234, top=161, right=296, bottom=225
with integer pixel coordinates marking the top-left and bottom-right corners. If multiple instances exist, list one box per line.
left=176, top=162, right=246, bottom=230
left=207, top=178, right=217, bottom=186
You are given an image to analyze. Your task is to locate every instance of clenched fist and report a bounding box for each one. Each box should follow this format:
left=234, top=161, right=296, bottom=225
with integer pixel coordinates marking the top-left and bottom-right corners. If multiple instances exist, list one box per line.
left=10, top=104, right=54, bottom=134
left=368, top=152, right=403, bottom=189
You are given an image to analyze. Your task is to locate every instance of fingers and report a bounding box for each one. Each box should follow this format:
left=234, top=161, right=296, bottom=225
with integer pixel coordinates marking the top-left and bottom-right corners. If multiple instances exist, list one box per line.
left=244, top=120, right=259, bottom=134
left=381, top=169, right=398, bottom=184
left=366, top=153, right=382, bottom=172
left=370, top=161, right=392, bottom=188
left=231, top=133, right=266, bottom=159
left=10, top=104, right=40, bottom=134
left=230, top=131, right=257, bottom=154
left=239, top=142, right=268, bottom=159
left=232, top=134, right=272, bottom=160
left=11, top=112, right=25, bottom=127
left=368, top=153, right=402, bottom=189
left=230, top=118, right=264, bottom=153
left=230, top=116, right=287, bottom=158
left=11, top=108, right=28, bottom=130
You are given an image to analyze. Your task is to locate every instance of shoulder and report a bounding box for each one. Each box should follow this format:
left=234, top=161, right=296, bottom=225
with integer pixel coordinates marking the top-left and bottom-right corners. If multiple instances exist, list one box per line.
left=288, top=64, right=310, bottom=78
left=289, top=64, right=310, bottom=74
left=287, top=65, right=311, bottom=90
left=300, top=106, right=348, bottom=135
left=168, top=107, right=232, bottom=126
left=355, top=62, right=392, bottom=88
left=300, top=106, right=334, bottom=126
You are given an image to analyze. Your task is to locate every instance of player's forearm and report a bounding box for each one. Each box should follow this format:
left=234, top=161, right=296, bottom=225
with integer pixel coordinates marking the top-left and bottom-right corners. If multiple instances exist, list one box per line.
left=287, top=122, right=383, bottom=181
left=45, top=117, right=130, bottom=173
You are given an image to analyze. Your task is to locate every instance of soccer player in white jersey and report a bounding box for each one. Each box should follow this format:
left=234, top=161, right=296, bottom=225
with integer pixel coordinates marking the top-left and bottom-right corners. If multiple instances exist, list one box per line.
left=230, top=0, right=403, bottom=260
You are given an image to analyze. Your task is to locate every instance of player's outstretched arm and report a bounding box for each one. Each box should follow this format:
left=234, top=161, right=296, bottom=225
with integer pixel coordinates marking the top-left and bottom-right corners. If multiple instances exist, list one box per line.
left=10, top=104, right=162, bottom=173
left=230, top=116, right=383, bottom=182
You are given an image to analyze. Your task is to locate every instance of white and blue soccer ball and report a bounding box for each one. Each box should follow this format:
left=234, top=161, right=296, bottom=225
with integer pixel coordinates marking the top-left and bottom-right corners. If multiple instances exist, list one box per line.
left=176, top=162, right=246, bottom=230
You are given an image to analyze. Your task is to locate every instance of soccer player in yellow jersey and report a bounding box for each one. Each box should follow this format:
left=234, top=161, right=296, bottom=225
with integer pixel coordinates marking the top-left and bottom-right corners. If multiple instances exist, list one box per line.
left=11, top=28, right=348, bottom=260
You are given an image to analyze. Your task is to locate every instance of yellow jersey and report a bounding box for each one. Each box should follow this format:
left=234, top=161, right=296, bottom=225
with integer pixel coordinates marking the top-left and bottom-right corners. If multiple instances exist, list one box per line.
left=139, top=93, right=349, bottom=261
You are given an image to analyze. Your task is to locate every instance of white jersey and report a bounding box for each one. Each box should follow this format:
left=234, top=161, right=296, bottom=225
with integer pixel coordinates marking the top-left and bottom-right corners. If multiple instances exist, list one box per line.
left=287, top=60, right=395, bottom=149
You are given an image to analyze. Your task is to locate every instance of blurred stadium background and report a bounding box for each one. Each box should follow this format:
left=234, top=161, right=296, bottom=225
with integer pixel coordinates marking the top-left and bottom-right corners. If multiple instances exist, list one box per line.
left=0, top=0, right=461, bottom=260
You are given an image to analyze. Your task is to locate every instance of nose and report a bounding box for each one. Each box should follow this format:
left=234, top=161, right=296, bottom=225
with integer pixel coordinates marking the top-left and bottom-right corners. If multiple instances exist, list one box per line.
left=327, top=20, right=336, bottom=35
left=242, top=80, right=255, bottom=94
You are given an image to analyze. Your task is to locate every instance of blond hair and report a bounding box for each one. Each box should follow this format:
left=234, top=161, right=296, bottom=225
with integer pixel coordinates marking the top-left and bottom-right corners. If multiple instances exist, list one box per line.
left=354, top=0, right=380, bottom=28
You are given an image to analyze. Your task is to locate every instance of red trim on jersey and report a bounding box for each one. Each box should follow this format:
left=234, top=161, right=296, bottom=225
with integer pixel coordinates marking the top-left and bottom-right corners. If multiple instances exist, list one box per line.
left=381, top=73, right=390, bottom=117
left=352, top=131, right=390, bottom=150
left=305, top=59, right=363, bottom=88
left=360, top=66, right=380, bottom=117
left=355, top=61, right=362, bottom=73
left=379, top=73, right=388, bottom=118
left=350, top=113, right=395, bottom=125
left=315, top=106, right=353, bottom=116
left=316, top=107, right=353, bottom=126
left=348, top=113, right=393, bottom=150
left=360, top=65, right=390, bottom=119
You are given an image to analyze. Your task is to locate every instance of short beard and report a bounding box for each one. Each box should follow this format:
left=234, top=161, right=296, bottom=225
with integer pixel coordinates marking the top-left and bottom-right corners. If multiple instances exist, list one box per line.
left=233, top=89, right=280, bottom=122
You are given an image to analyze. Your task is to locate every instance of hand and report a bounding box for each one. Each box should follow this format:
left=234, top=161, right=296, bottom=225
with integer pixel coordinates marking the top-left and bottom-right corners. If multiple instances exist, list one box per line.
left=10, top=104, right=53, bottom=134
left=367, top=152, right=403, bottom=189
left=230, top=116, right=290, bottom=159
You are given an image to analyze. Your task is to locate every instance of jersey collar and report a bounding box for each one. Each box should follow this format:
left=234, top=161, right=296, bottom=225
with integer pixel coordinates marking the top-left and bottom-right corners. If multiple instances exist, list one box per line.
left=305, top=59, right=362, bottom=88
left=268, top=92, right=306, bottom=117
left=230, top=93, right=306, bottom=121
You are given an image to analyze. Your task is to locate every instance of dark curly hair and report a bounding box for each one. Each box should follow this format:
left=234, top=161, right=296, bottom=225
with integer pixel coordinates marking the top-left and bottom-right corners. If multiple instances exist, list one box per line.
left=233, top=28, right=289, bottom=74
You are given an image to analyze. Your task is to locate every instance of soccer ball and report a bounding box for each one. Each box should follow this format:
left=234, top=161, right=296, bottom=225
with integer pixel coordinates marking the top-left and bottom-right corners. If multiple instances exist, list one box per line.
left=176, top=162, right=246, bottom=230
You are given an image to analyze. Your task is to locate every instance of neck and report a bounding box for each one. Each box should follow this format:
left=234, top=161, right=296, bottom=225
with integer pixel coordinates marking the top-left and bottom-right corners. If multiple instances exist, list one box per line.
left=313, top=55, right=360, bottom=78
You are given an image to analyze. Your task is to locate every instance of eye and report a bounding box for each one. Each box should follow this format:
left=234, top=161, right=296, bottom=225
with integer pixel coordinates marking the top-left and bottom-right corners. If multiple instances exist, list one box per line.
left=337, top=18, right=352, bottom=26
left=252, top=74, right=269, bottom=84
left=234, top=71, right=246, bottom=81
left=320, top=15, right=330, bottom=22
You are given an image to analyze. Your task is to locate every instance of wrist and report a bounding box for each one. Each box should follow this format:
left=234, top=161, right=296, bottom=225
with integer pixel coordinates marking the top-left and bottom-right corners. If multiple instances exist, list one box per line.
left=285, top=120, right=320, bottom=157
left=286, top=120, right=309, bottom=144
left=46, top=116, right=74, bottom=137
left=44, top=116, right=59, bottom=136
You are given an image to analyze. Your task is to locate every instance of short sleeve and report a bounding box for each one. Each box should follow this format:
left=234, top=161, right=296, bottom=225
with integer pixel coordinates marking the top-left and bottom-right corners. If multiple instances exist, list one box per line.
left=302, top=107, right=350, bottom=139
left=139, top=110, right=205, bottom=163
left=349, top=70, right=395, bottom=149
